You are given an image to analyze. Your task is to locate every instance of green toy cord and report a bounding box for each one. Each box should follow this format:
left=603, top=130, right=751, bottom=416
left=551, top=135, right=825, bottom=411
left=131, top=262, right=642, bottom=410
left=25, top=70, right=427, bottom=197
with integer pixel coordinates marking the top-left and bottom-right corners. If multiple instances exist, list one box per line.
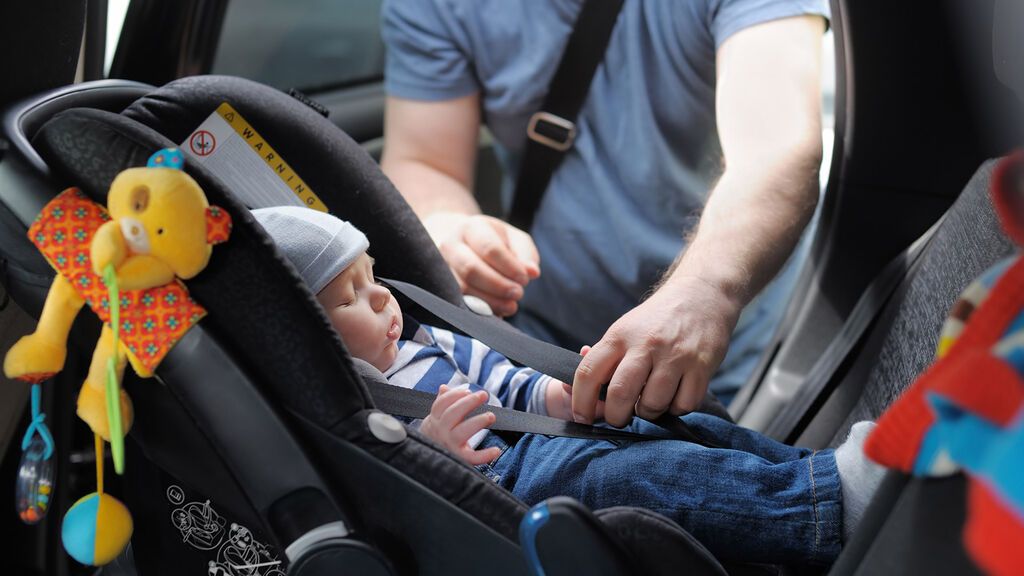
left=103, top=264, right=125, bottom=475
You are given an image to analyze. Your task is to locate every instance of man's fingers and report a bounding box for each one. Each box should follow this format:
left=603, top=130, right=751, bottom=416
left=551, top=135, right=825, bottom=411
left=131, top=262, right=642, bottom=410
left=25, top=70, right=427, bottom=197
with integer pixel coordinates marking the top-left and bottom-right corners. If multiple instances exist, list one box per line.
left=635, top=363, right=682, bottom=420
left=450, top=411, right=496, bottom=446
left=464, top=218, right=531, bottom=285
left=506, top=226, right=541, bottom=279
left=445, top=243, right=523, bottom=314
left=460, top=445, right=502, bottom=466
left=572, top=340, right=623, bottom=424
left=603, top=351, right=651, bottom=427
left=441, top=389, right=490, bottom=428
left=670, top=370, right=710, bottom=415
left=464, top=285, right=519, bottom=317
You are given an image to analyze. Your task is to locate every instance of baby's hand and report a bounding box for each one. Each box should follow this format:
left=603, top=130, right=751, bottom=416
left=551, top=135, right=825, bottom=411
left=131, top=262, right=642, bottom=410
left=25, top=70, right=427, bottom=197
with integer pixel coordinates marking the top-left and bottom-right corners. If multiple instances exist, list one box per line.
left=420, top=385, right=502, bottom=465
left=546, top=346, right=605, bottom=421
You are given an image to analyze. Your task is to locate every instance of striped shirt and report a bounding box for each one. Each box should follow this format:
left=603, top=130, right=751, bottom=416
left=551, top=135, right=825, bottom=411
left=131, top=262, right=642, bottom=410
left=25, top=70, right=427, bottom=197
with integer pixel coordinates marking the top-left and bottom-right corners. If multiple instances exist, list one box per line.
left=383, top=316, right=553, bottom=446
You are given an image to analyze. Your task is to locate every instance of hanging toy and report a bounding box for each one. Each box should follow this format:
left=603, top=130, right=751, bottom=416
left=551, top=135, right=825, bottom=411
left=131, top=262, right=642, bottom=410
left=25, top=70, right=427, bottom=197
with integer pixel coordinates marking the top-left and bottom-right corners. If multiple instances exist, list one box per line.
left=3, top=148, right=232, bottom=566
left=61, top=437, right=132, bottom=566
left=16, top=383, right=55, bottom=524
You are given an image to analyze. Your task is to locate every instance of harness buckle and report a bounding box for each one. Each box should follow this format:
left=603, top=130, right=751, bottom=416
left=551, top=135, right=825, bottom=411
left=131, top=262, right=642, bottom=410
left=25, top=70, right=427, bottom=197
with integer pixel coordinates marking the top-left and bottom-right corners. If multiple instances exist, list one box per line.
left=526, top=112, right=576, bottom=152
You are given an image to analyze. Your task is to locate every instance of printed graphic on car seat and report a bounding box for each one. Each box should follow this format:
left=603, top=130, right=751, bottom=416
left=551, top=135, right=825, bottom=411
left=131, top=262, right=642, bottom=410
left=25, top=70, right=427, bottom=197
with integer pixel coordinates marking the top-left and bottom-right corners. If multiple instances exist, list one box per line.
left=172, top=499, right=226, bottom=550
left=166, top=484, right=283, bottom=575
left=212, top=524, right=285, bottom=576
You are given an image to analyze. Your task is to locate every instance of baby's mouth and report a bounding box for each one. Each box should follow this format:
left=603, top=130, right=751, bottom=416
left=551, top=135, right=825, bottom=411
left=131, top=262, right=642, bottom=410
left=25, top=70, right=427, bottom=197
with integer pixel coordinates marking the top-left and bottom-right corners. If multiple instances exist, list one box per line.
left=386, top=316, right=400, bottom=341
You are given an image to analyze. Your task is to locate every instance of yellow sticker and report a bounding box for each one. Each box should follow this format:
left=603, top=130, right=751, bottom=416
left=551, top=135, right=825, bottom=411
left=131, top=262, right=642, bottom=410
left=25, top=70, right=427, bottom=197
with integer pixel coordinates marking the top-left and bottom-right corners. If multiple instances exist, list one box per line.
left=182, top=102, right=328, bottom=212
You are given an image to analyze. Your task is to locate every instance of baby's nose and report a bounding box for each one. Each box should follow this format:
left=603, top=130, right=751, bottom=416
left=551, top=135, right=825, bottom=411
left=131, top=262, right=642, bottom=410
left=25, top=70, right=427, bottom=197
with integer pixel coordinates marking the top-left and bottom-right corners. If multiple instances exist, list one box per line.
left=372, top=286, right=391, bottom=311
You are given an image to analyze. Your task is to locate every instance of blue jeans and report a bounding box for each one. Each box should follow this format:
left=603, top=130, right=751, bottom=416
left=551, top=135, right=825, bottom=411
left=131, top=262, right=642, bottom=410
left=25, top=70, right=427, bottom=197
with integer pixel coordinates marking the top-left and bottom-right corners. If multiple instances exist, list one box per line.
left=476, top=413, right=842, bottom=566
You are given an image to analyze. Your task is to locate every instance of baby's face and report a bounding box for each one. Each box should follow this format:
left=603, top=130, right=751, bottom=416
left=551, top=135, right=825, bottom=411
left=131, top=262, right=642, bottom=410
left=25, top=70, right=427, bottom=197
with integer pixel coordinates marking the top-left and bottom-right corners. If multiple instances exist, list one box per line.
left=316, top=253, right=403, bottom=372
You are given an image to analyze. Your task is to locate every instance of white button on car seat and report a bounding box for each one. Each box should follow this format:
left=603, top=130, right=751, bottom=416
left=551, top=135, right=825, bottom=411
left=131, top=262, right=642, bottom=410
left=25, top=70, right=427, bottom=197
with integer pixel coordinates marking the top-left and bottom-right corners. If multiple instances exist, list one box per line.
left=463, top=295, right=493, bottom=316
left=367, top=411, right=407, bottom=443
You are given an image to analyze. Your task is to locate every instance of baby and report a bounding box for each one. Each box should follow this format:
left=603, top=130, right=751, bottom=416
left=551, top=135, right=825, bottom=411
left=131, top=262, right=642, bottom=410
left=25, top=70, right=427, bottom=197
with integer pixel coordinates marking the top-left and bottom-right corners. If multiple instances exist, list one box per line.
left=253, top=206, right=884, bottom=566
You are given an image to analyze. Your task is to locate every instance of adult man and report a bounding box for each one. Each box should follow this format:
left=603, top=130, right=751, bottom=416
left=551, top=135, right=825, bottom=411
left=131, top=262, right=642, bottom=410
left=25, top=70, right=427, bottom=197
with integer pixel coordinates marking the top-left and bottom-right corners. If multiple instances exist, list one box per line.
left=380, top=0, right=829, bottom=425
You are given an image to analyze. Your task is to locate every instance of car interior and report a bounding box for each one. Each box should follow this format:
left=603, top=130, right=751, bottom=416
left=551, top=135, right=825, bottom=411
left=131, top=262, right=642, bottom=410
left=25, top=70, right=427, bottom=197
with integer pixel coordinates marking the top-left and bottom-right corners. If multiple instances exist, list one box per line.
left=1, top=0, right=1021, bottom=575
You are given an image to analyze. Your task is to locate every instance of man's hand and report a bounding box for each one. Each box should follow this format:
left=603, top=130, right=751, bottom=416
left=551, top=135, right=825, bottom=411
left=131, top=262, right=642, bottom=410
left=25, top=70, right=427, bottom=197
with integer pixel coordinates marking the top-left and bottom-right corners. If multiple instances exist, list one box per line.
left=572, top=278, right=741, bottom=427
left=545, top=346, right=605, bottom=421
left=420, top=385, right=502, bottom=465
left=381, top=96, right=541, bottom=316
left=425, top=212, right=540, bottom=317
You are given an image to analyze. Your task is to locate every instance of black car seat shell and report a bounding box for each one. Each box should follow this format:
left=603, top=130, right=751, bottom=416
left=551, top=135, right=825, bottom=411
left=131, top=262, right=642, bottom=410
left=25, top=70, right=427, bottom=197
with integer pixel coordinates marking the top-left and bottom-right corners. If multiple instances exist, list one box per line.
left=1, top=75, right=731, bottom=575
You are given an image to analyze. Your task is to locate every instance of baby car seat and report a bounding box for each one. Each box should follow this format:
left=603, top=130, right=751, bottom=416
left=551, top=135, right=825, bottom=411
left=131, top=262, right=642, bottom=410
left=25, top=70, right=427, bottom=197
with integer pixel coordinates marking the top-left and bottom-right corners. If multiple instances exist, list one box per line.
left=0, top=75, right=734, bottom=576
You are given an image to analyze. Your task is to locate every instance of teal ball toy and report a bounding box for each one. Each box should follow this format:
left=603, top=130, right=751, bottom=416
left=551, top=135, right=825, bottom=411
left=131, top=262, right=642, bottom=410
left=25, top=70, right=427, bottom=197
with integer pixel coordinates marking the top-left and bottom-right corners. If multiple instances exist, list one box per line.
left=61, top=492, right=133, bottom=566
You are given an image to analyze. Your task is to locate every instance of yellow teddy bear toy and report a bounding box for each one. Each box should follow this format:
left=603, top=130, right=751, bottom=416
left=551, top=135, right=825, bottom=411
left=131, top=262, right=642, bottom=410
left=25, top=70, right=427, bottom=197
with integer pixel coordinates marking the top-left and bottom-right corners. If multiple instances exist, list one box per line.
left=4, top=148, right=231, bottom=441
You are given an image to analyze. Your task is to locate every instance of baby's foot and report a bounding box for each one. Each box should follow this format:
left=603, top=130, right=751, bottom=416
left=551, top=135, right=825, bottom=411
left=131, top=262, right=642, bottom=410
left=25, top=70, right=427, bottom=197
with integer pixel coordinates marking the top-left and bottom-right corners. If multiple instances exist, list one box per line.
left=835, top=421, right=886, bottom=541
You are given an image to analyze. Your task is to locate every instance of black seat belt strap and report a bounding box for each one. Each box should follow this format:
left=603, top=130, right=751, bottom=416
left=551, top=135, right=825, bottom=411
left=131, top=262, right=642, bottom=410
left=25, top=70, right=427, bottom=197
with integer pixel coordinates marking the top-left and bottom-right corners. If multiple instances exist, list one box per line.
left=507, top=0, right=624, bottom=232
left=379, top=277, right=721, bottom=448
left=382, top=277, right=581, bottom=383
left=763, top=218, right=946, bottom=442
left=366, top=379, right=672, bottom=443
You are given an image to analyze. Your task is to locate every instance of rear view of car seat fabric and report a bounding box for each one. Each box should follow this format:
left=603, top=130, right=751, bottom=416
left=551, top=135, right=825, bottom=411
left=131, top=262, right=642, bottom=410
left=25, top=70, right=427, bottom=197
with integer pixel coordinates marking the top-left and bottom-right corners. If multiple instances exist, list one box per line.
left=826, top=159, right=1016, bottom=576
left=795, top=160, right=1016, bottom=449
left=835, top=160, right=1015, bottom=439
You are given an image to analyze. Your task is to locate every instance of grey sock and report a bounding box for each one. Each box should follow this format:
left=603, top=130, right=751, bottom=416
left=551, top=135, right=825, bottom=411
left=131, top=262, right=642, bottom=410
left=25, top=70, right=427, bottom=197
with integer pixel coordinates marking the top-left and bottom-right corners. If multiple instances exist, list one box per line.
left=834, top=421, right=886, bottom=541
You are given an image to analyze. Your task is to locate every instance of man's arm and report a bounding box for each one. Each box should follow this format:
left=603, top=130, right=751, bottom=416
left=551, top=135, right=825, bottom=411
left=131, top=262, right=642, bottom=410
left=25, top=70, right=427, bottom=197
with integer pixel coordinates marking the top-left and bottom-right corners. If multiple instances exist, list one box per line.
left=381, top=95, right=540, bottom=316
left=381, top=94, right=482, bottom=217
left=572, top=15, right=826, bottom=426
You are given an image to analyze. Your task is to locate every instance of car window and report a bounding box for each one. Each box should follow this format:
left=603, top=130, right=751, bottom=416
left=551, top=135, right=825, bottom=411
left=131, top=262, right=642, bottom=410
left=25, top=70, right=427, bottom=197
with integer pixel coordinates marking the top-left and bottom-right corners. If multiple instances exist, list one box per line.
left=105, top=0, right=131, bottom=77
left=211, top=0, right=385, bottom=92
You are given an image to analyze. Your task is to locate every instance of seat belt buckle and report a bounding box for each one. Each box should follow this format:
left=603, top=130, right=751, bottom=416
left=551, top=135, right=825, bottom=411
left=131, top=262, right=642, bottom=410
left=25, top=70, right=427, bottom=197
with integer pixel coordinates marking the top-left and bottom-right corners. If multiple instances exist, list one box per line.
left=527, top=112, right=576, bottom=152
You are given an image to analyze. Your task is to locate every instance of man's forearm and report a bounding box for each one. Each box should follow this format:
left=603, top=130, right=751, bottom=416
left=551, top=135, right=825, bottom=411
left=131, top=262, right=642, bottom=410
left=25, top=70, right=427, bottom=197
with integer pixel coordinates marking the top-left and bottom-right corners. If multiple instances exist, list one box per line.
left=382, top=157, right=482, bottom=220
left=658, top=147, right=821, bottom=309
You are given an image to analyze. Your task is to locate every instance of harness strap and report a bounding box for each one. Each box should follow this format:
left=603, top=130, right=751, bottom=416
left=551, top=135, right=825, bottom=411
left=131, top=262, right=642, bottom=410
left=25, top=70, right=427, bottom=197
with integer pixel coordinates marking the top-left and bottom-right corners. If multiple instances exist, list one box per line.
left=378, top=278, right=722, bottom=447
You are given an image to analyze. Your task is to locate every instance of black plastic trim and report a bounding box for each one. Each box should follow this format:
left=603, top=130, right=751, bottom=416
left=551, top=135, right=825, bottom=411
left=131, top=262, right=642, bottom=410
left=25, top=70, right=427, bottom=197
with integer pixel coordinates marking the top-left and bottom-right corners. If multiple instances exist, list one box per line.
left=3, top=80, right=153, bottom=176
left=156, top=326, right=349, bottom=552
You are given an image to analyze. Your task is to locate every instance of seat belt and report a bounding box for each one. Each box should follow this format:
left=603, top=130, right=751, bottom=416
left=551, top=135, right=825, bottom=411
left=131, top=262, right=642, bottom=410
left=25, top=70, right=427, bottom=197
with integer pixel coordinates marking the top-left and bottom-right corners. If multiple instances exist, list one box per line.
left=507, top=0, right=624, bottom=232
left=377, top=277, right=722, bottom=447
left=762, top=217, right=946, bottom=443
left=365, top=379, right=671, bottom=443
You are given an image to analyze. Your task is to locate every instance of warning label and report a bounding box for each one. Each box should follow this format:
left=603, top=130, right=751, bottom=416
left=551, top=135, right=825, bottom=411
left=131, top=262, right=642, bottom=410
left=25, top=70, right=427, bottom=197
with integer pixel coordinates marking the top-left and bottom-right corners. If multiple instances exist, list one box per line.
left=181, top=103, right=327, bottom=211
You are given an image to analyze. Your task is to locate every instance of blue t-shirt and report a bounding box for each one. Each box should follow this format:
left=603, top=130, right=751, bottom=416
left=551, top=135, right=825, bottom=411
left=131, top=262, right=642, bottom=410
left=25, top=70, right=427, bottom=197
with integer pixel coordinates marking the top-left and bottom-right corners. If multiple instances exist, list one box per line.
left=382, top=0, right=830, bottom=398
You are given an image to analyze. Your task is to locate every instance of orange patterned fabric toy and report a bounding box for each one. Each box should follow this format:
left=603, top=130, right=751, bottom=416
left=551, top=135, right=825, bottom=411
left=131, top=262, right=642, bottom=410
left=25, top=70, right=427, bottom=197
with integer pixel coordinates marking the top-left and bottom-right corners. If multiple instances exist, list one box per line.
left=29, top=188, right=209, bottom=375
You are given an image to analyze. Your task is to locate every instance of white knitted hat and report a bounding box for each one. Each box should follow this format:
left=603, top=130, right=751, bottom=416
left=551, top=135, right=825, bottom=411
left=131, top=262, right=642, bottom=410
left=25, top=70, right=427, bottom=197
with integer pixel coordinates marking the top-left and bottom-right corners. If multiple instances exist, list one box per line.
left=252, top=206, right=369, bottom=294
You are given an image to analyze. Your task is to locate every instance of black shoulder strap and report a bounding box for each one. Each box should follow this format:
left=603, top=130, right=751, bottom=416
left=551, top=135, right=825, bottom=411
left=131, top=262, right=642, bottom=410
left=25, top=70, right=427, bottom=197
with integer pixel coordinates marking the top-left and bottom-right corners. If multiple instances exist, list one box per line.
left=379, top=277, right=722, bottom=447
left=761, top=218, right=945, bottom=442
left=507, top=0, right=624, bottom=232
